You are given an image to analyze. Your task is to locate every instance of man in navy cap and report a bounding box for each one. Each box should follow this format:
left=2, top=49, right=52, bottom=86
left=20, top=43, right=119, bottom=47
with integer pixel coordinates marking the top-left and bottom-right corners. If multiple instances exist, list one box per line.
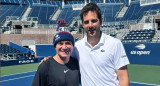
left=32, top=31, right=80, bottom=86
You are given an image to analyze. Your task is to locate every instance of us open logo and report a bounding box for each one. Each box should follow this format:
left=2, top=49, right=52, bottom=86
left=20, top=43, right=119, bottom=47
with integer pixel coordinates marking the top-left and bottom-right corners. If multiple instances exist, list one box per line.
left=130, top=44, right=150, bottom=55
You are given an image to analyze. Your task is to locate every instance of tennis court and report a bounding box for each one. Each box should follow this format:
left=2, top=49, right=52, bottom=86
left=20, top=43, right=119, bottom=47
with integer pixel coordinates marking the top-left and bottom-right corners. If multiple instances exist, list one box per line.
left=0, top=63, right=160, bottom=86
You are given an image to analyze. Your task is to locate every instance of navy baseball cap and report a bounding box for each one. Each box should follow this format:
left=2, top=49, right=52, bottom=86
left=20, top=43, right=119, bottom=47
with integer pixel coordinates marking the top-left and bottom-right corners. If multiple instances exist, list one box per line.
left=53, top=31, right=74, bottom=47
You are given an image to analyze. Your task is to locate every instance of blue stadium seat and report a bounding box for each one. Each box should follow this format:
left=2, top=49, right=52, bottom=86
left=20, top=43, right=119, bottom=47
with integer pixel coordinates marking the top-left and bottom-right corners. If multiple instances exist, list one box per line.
left=28, top=5, right=58, bottom=24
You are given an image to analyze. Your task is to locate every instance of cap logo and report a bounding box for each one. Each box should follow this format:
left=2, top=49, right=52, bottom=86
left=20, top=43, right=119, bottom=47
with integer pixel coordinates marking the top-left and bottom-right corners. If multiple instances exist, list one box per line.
left=55, top=34, right=60, bottom=41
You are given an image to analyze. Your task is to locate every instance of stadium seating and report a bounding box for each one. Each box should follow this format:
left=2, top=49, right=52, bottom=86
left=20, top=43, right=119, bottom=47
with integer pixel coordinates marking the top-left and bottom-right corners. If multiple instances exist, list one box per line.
left=0, top=44, right=24, bottom=54
left=0, top=0, right=160, bottom=43
left=67, top=1, right=85, bottom=5
left=119, top=1, right=160, bottom=21
left=28, top=5, right=58, bottom=24
left=0, top=0, right=128, bottom=5
left=122, top=29, right=155, bottom=43
left=0, top=44, right=28, bottom=60
left=57, top=3, right=123, bottom=24
left=57, top=5, right=80, bottom=24
left=0, top=4, right=27, bottom=23
left=98, top=3, right=123, bottom=22
left=0, top=1, right=148, bottom=25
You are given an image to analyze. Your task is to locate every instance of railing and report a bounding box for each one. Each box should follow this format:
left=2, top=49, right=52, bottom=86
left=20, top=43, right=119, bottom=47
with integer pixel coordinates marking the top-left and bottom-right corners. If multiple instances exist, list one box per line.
left=10, top=28, right=57, bottom=34
left=129, top=23, right=157, bottom=30
left=140, top=0, right=160, bottom=6
left=72, top=4, right=84, bottom=10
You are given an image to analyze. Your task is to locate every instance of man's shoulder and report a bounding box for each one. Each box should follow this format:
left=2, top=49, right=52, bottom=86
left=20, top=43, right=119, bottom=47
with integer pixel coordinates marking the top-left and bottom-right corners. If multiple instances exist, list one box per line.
left=70, top=56, right=78, bottom=62
left=104, top=34, right=122, bottom=45
left=75, top=38, right=84, bottom=46
left=69, top=56, right=79, bottom=68
left=106, top=34, right=120, bottom=41
left=37, top=59, right=54, bottom=75
left=38, top=58, right=52, bottom=70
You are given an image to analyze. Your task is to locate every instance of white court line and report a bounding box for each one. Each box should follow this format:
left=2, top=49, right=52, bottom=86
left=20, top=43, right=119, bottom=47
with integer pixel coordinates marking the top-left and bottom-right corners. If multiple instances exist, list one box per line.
left=0, top=75, right=35, bottom=82
left=1, top=70, right=36, bottom=77
left=1, top=72, right=160, bottom=86
left=130, top=81, right=160, bottom=86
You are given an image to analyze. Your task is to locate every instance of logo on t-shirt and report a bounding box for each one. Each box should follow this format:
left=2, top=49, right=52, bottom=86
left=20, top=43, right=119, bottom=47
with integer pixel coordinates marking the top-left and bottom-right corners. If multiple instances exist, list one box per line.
left=100, top=49, right=105, bottom=52
left=64, top=69, right=69, bottom=73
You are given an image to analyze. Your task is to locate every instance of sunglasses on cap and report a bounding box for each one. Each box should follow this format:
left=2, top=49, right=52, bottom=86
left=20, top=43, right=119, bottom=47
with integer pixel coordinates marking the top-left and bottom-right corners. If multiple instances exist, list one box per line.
left=83, top=19, right=98, bottom=25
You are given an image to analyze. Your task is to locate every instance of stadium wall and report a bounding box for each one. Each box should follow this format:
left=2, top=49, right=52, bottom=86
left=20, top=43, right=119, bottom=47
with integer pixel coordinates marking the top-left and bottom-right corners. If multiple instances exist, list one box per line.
left=124, top=43, right=160, bottom=65
left=0, top=34, right=83, bottom=45
left=35, top=43, right=160, bottom=65
left=0, top=58, right=41, bottom=67
left=36, top=44, right=56, bottom=57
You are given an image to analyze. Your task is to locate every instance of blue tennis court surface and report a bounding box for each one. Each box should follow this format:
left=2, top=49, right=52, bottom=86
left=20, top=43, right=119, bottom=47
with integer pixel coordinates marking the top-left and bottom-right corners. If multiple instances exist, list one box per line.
left=0, top=71, right=159, bottom=86
left=130, top=82, right=160, bottom=86
left=1, top=71, right=35, bottom=86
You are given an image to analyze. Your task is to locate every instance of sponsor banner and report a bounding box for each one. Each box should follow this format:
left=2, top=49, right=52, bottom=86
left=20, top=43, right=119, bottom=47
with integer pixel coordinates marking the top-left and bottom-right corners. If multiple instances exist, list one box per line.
left=0, top=58, right=41, bottom=67
left=123, top=43, right=160, bottom=65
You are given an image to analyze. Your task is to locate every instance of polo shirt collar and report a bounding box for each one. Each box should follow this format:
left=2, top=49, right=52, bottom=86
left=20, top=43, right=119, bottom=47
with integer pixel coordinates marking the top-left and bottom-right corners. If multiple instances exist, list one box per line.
left=84, top=32, right=106, bottom=48
left=98, top=32, right=105, bottom=45
left=84, top=35, right=90, bottom=47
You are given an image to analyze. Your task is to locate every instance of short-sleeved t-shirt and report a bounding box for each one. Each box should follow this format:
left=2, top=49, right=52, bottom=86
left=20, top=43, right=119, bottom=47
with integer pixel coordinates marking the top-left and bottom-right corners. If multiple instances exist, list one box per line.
left=32, top=57, right=80, bottom=86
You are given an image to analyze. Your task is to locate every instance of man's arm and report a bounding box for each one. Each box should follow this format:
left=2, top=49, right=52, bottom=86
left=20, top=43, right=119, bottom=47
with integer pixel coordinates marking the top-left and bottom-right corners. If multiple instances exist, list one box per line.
left=39, top=56, right=52, bottom=64
left=116, top=65, right=130, bottom=86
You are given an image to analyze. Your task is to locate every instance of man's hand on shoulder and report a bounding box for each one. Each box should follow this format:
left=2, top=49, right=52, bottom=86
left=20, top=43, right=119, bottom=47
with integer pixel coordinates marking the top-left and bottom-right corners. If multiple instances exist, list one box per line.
left=39, top=56, right=52, bottom=65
